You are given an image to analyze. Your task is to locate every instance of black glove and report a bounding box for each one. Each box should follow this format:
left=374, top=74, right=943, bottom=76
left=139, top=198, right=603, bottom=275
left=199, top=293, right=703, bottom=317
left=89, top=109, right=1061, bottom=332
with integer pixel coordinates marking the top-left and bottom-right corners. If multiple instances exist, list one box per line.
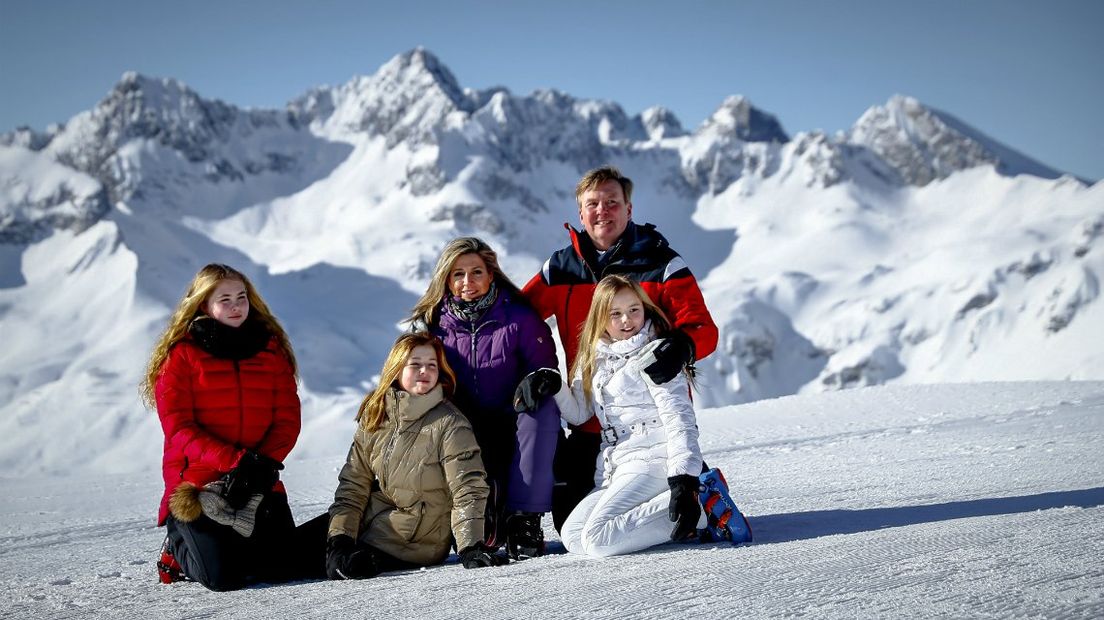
left=222, top=451, right=284, bottom=510
left=458, top=542, right=509, bottom=569
left=326, top=535, right=379, bottom=580
left=643, top=330, right=695, bottom=384
left=668, top=474, right=702, bottom=541
left=513, top=368, right=562, bottom=413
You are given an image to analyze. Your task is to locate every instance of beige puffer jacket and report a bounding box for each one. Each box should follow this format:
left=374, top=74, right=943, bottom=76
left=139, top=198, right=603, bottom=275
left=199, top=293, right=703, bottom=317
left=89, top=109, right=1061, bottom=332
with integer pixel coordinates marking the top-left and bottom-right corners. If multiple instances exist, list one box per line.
left=328, top=386, right=488, bottom=565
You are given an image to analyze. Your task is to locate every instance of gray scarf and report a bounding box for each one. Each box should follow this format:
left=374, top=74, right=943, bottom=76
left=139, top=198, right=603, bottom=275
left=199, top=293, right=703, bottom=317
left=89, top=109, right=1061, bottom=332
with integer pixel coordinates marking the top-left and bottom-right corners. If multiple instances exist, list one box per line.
left=445, top=281, right=498, bottom=323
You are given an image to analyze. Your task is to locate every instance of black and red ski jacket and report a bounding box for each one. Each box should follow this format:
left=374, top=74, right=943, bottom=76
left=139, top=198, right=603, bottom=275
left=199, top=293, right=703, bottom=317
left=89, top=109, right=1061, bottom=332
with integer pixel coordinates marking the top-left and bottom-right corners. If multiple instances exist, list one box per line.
left=522, top=221, right=718, bottom=433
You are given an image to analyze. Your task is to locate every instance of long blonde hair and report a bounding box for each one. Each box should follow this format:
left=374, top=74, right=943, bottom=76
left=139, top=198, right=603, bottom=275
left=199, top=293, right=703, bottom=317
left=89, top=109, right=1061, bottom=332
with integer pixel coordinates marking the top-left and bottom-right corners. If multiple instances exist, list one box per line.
left=141, top=264, right=297, bottom=408
left=570, top=275, right=672, bottom=404
left=357, top=333, right=457, bottom=432
left=407, top=237, right=523, bottom=327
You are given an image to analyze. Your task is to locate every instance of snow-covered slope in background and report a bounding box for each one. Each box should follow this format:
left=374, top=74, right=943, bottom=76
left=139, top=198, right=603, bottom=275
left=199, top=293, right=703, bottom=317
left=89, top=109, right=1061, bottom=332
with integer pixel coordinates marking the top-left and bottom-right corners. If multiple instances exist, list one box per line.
left=1, top=48, right=1101, bottom=475
left=2, top=383, right=1101, bottom=618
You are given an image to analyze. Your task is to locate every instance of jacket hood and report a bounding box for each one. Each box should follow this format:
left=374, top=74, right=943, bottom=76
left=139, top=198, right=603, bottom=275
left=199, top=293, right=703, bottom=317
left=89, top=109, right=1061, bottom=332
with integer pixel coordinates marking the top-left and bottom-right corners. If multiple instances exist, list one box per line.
left=385, top=385, right=445, bottom=427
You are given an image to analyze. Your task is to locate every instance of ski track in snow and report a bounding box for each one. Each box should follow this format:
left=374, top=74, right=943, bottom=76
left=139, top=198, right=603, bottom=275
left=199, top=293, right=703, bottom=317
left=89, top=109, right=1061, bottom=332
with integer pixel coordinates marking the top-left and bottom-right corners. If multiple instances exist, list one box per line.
left=1, top=382, right=1102, bottom=619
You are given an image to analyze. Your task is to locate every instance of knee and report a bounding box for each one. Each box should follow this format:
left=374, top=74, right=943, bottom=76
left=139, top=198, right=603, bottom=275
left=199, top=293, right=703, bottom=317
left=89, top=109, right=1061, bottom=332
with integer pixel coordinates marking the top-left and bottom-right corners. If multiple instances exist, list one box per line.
left=580, top=541, right=621, bottom=558
left=195, top=569, right=247, bottom=592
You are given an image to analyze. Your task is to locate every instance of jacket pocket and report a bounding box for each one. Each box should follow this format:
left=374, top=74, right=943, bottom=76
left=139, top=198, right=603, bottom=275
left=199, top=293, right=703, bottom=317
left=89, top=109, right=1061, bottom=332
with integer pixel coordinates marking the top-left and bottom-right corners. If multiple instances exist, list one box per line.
left=391, top=501, right=426, bottom=542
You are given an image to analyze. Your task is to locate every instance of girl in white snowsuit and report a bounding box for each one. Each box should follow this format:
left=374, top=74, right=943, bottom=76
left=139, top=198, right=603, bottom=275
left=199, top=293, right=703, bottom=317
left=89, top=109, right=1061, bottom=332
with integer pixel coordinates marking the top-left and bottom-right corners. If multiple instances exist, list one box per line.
left=554, top=275, right=705, bottom=557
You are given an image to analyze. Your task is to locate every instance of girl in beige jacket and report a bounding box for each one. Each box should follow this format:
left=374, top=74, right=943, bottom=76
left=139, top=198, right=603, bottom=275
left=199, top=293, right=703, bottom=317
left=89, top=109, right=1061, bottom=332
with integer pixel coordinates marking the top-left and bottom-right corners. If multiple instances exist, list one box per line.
left=326, top=333, right=505, bottom=578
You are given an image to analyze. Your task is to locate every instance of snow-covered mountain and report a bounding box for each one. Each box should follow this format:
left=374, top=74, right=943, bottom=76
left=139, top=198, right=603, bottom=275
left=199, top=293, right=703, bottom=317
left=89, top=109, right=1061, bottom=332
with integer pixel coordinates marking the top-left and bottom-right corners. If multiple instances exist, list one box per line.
left=1, top=48, right=1101, bottom=476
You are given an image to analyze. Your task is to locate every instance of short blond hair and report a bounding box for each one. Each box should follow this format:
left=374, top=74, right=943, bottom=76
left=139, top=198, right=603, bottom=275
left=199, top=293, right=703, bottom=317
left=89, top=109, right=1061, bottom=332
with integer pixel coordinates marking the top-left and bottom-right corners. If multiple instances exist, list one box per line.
left=575, top=165, right=633, bottom=207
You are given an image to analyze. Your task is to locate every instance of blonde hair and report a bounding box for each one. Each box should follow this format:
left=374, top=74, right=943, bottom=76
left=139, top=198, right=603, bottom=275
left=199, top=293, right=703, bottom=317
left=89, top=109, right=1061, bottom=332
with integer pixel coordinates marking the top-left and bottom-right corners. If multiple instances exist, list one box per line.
left=575, top=165, right=633, bottom=207
left=141, top=264, right=297, bottom=408
left=357, top=333, right=457, bottom=432
left=408, top=237, right=522, bottom=327
left=570, top=275, right=672, bottom=404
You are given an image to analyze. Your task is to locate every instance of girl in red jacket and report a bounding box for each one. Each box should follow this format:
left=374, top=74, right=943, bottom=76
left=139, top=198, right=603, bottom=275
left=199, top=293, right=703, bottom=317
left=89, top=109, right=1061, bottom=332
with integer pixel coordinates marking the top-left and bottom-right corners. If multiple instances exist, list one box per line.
left=142, top=263, right=301, bottom=591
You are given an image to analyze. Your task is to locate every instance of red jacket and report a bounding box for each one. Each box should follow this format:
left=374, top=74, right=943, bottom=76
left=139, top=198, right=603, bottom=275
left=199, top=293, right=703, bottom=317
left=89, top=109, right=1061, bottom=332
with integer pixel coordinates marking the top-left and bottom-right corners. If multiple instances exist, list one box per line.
left=522, top=222, right=718, bottom=433
left=155, top=336, right=300, bottom=525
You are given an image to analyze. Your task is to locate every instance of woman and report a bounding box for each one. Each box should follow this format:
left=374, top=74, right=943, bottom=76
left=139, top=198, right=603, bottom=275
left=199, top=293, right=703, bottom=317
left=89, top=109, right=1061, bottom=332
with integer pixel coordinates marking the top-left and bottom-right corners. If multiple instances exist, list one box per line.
left=142, top=263, right=301, bottom=590
left=325, top=332, right=502, bottom=578
left=552, top=275, right=706, bottom=557
left=408, top=237, right=561, bottom=559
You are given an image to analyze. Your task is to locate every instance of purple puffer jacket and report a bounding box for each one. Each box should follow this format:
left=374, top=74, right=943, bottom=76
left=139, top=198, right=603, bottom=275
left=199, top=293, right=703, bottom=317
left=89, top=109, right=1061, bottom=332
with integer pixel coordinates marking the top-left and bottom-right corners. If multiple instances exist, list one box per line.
left=432, top=288, right=559, bottom=514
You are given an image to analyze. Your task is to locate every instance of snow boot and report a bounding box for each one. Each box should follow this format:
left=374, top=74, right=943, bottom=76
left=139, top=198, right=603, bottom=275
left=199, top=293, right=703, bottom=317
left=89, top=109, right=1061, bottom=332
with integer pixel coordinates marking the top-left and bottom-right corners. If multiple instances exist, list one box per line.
left=697, top=468, right=752, bottom=544
left=505, top=512, right=546, bottom=560
left=157, top=535, right=184, bottom=584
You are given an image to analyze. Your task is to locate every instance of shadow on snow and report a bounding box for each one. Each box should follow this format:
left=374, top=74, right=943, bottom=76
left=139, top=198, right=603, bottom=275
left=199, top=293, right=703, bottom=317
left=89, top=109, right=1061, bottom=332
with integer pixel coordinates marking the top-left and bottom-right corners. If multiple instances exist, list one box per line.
left=748, top=487, right=1104, bottom=545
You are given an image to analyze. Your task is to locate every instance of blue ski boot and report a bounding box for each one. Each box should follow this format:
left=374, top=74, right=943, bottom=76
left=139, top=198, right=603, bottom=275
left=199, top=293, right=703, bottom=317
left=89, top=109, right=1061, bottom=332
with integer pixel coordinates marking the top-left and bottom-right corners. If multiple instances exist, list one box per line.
left=697, top=468, right=752, bottom=544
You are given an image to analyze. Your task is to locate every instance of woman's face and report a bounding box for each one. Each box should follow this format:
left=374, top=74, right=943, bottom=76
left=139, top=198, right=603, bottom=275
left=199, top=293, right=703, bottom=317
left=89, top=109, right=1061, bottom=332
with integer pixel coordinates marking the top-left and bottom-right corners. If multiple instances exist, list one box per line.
left=605, top=288, right=645, bottom=341
left=448, top=253, right=493, bottom=302
left=204, top=279, right=249, bottom=328
left=399, top=344, right=440, bottom=395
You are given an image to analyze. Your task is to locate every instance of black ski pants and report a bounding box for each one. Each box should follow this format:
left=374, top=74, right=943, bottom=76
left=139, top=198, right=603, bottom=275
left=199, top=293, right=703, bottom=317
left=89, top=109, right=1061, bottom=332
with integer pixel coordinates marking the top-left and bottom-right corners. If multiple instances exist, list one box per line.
left=166, top=492, right=323, bottom=591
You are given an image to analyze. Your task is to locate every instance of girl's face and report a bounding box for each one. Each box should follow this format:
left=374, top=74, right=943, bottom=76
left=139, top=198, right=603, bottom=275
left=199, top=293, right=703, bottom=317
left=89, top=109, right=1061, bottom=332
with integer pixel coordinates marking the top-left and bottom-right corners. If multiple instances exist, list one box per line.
left=448, top=253, right=492, bottom=302
left=204, top=279, right=249, bottom=328
left=605, top=288, right=645, bottom=341
left=399, top=344, right=440, bottom=395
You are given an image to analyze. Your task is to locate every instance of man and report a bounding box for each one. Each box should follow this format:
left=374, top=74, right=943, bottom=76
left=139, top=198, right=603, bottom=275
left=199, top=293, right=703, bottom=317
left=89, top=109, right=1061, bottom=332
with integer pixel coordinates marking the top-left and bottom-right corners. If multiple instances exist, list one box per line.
left=522, top=165, right=718, bottom=530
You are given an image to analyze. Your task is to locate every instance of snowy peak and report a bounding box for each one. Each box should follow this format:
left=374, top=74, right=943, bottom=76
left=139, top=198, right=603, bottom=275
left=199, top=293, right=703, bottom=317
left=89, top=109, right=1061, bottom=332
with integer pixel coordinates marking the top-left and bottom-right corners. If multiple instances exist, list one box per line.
left=640, top=106, right=686, bottom=140
left=0, top=145, right=110, bottom=243
left=679, top=96, right=790, bottom=194
left=379, top=47, right=469, bottom=110
left=696, top=95, right=789, bottom=144
left=847, top=95, right=1064, bottom=186
left=40, top=70, right=300, bottom=182
left=89, top=72, right=249, bottom=159
left=299, top=48, right=473, bottom=145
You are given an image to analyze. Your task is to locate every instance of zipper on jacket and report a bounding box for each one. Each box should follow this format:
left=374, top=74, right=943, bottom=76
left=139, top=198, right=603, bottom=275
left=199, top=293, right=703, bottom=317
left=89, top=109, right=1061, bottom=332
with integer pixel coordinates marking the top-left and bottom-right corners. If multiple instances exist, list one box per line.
left=382, top=413, right=402, bottom=467
left=179, top=456, right=188, bottom=480
left=563, top=284, right=575, bottom=357
left=234, top=359, right=244, bottom=446
left=466, top=317, right=500, bottom=402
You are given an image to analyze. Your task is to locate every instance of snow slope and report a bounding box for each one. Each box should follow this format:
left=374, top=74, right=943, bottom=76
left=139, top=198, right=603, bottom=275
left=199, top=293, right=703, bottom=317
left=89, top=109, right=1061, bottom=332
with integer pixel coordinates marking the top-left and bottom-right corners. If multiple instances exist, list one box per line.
left=2, top=382, right=1102, bottom=618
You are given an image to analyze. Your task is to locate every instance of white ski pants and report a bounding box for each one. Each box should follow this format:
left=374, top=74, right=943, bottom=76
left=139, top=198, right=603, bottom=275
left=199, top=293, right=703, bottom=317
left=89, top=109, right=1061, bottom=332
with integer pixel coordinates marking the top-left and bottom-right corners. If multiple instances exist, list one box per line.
left=560, top=465, right=674, bottom=557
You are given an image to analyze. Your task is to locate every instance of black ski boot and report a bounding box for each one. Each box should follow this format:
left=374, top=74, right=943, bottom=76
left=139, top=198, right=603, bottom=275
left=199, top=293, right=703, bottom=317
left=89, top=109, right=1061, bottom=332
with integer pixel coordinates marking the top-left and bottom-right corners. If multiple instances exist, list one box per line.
left=505, top=512, right=545, bottom=560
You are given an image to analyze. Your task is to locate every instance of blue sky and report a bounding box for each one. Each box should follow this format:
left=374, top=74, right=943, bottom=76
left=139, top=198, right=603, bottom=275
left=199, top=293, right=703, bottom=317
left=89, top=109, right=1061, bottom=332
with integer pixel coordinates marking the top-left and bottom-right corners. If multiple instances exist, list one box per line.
left=2, top=0, right=1101, bottom=180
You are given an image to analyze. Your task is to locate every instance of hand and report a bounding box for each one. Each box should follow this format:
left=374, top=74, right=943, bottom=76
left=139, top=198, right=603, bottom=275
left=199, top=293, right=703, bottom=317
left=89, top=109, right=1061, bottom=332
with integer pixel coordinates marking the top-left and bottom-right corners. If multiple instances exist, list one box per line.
left=667, top=474, right=702, bottom=541
left=643, top=330, right=695, bottom=384
left=326, top=535, right=379, bottom=580
left=222, top=451, right=284, bottom=509
left=513, top=368, right=562, bottom=413
left=458, top=542, right=509, bottom=569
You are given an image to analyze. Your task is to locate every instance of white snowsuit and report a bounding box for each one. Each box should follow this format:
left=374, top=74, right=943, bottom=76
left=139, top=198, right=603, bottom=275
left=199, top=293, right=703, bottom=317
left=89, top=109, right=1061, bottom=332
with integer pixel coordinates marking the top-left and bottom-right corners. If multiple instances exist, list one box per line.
left=553, top=323, right=703, bottom=557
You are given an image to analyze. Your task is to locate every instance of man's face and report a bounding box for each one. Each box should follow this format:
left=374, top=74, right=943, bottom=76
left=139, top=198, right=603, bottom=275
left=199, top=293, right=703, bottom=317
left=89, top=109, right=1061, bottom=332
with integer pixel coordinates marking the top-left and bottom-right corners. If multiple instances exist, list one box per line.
left=579, top=179, right=632, bottom=251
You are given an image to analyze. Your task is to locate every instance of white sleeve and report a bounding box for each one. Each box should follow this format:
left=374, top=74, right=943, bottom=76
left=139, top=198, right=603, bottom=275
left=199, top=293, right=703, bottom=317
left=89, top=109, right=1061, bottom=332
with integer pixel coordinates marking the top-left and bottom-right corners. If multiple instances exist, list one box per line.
left=552, top=373, right=593, bottom=426
left=643, top=370, right=703, bottom=478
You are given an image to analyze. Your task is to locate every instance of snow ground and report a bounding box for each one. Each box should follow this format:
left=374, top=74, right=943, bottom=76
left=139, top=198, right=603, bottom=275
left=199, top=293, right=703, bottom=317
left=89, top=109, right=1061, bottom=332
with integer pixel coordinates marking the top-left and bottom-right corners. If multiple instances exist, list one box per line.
left=2, top=382, right=1102, bottom=619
